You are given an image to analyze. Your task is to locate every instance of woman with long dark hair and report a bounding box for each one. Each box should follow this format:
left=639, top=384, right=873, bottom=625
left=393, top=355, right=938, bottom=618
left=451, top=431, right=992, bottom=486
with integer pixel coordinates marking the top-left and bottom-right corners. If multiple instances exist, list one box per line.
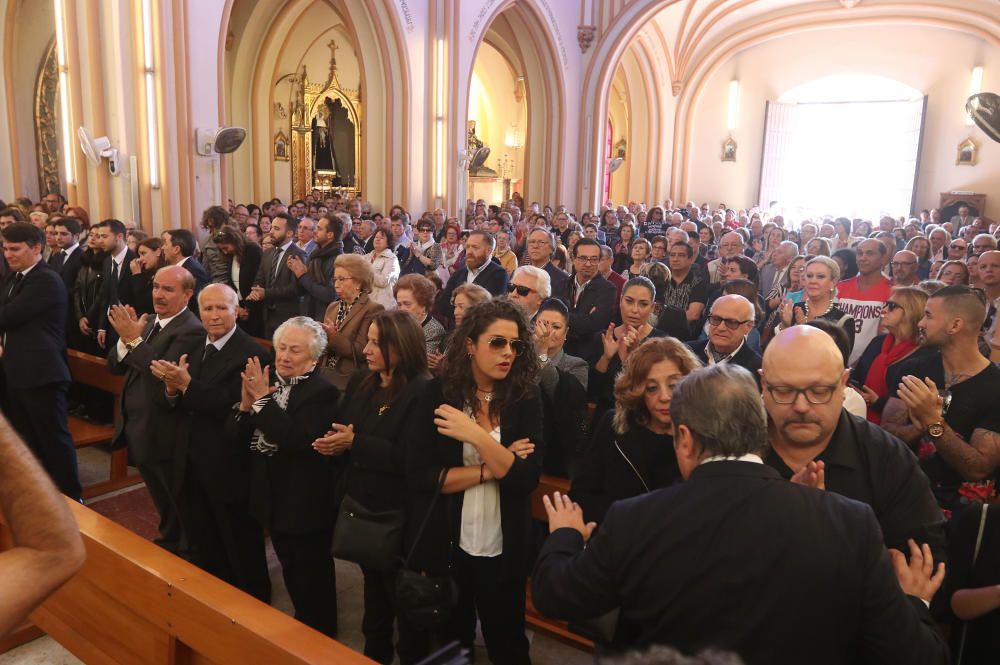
left=406, top=299, right=542, bottom=664
left=128, top=237, right=166, bottom=316
left=315, top=310, right=431, bottom=663
left=214, top=226, right=265, bottom=336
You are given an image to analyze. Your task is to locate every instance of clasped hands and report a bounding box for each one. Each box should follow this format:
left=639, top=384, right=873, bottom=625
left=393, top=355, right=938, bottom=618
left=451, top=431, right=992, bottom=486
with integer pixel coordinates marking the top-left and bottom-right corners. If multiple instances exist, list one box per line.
left=149, top=355, right=191, bottom=395
left=239, top=356, right=275, bottom=410
left=896, top=375, right=944, bottom=431
left=312, top=423, right=355, bottom=456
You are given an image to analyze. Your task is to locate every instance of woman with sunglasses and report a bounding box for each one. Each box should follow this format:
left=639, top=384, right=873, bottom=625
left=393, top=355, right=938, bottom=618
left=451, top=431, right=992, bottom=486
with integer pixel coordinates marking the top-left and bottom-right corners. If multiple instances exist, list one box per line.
left=406, top=299, right=541, bottom=663
left=850, top=286, right=928, bottom=424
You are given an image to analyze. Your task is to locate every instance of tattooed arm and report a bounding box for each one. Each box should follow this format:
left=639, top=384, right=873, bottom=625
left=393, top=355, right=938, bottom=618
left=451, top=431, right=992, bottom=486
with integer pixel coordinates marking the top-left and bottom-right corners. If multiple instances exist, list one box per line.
left=882, top=397, right=923, bottom=444
left=935, top=427, right=1000, bottom=483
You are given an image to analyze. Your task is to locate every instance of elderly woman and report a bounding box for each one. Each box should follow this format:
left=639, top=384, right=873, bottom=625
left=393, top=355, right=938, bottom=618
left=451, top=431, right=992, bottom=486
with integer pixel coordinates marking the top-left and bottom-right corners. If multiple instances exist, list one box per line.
left=322, top=254, right=385, bottom=389
left=850, top=286, right=929, bottom=424
left=366, top=228, right=401, bottom=309
left=573, top=336, right=702, bottom=524
left=779, top=255, right=855, bottom=354
left=493, top=228, right=518, bottom=276
left=406, top=217, right=444, bottom=279
left=394, top=273, right=446, bottom=354
left=232, top=317, right=343, bottom=638
left=427, top=282, right=492, bottom=372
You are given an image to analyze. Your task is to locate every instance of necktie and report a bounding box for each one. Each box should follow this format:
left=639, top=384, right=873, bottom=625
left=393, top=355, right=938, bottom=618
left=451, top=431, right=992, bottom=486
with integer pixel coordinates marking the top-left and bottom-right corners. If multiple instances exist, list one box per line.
left=272, top=247, right=286, bottom=281
left=50, top=251, right=65, bottom=270
left=202, top=344, right=219, bottom=363
left=7, top=272, right=23, bottom=298
left=145, top=321, right=162, bottom=344
left=110, top=260, right=121, bottom=305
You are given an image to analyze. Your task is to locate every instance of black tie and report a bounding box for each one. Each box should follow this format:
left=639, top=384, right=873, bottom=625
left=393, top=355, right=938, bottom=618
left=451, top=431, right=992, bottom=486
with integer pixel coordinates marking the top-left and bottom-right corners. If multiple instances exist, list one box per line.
left=110, top=261, right=121, bottom=304
left=202, top=344, right=218, bottom=363
left=50, top=251, right=65, bottom=270
left=7, top=272, right=23, bottom=297
left=272, top=248, right=285, bottom=281
left=145, top=321, right=162, bottom=344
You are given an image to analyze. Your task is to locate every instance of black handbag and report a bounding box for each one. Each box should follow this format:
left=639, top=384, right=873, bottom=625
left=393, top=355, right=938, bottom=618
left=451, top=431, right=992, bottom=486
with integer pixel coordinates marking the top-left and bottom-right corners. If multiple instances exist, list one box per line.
left=332, top=493, right=405, bottom=571
left=395, top=469, right=458, bottom=630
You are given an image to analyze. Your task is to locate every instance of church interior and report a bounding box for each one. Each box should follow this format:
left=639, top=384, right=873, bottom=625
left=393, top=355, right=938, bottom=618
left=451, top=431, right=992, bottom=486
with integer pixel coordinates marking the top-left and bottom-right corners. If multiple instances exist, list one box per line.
left=0, top=0, right=998, bottom=663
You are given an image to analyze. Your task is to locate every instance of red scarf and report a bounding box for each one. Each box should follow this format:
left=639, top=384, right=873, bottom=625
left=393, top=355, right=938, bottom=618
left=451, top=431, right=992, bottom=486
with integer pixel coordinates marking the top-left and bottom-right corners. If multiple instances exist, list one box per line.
left=865, top=334, right=917, bottom=423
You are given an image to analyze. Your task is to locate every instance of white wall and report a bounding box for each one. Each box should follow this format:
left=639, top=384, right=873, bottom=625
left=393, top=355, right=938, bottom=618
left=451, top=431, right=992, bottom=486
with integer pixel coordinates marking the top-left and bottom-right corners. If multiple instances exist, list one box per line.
left=686, top=25, right=1000, bottom=215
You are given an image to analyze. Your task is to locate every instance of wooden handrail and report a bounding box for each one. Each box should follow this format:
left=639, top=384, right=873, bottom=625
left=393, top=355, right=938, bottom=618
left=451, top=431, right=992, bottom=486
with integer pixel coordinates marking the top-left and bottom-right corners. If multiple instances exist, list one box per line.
left=0, top=500, right=374, bottom=665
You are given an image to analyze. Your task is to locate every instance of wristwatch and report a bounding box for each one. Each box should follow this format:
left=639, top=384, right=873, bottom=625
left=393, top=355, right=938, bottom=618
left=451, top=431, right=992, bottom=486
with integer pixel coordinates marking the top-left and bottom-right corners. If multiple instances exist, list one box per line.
left=125, top=337, right=143, bottom=351
left=926, top=421, right=945, bottom=439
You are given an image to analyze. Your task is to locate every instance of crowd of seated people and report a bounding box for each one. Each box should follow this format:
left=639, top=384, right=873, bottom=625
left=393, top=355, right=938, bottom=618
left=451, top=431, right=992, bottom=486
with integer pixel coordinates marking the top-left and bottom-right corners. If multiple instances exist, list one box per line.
left=2, top=191, right=1000, bottom=664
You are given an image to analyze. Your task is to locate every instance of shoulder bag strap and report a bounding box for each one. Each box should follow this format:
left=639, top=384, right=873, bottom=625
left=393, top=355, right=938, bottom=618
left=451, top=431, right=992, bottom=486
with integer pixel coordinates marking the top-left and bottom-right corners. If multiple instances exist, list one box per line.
left=956, top=503, right=990, bottom=665
left=614, top=439, right=650, bottom=493
left=402, top=467, right=448, bottom=568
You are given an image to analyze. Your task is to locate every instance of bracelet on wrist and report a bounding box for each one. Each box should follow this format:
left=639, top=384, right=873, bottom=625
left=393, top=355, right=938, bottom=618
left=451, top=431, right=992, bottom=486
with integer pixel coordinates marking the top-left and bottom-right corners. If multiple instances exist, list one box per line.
left=479, top=462, right=485, bottom=485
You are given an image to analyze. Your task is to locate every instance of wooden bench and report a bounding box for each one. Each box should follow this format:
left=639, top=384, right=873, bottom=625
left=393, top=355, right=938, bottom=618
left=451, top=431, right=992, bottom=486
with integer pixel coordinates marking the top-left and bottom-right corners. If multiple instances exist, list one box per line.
left=67, top=349, right=142, bottom=499
left=0, top=499, right=375, bottom=664
left=527, top=474, right=594, bottom=652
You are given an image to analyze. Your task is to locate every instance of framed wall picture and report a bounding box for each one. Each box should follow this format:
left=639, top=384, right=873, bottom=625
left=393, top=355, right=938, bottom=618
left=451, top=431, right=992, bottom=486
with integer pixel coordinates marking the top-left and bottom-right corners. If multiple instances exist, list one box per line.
left=274, top=130, right=289, bottom=161
left=722, top=137, right=737, bottom=162
left=956, top=138, right=977, bottom=166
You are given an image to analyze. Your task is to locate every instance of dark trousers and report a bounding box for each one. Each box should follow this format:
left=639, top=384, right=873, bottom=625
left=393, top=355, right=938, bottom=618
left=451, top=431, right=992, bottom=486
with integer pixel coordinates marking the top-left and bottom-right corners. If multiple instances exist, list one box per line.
left=271, top=529, right=338, bottom=637
left=450, top=549, right=531, bottom=665
left=3, top=381, right=81, bottom=499
left=182, top=456, right=270, bottom=603
left=132, top=448, right=186, bottom=554
left=361, top=566, right=428, bottom=665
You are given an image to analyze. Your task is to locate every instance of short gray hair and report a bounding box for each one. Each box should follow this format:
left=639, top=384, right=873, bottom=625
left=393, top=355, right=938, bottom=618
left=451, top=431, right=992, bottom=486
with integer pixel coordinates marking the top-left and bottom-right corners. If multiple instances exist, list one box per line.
left=513, top=265, right=551, bottom=298
left=670, top=364, right=768, bottom=458
left=273, top=316, right=328, bottom=361
left=197, top=282, right=239, bottom=310
left=974, top=233, right=997, bottom=250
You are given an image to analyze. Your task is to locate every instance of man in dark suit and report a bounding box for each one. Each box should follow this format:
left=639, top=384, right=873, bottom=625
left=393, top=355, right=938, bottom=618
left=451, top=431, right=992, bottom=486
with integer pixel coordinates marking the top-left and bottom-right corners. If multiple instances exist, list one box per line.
left=533, top=363, right=949, bottom=665
left=564, top=238, right=617, bottom=363
left=162, top=228, right=210, bottom=317
left=435, top=230, right=509, bottom=322
left=287, top=214, right=342, bottom=320
left=248, top=213, right=306, bottom=337
left=0, top=222, right=81, bottom=499
left=48, top=218, right=84, bottom=349
left=150, top=283, right=271, bottom=600
left=524, top=228, right=570, bottom=302
left=107, top=265, right=205, bottom=553
left=90, top=218, right=136, bottom=351
left=686, top=294, right=761, bottom=383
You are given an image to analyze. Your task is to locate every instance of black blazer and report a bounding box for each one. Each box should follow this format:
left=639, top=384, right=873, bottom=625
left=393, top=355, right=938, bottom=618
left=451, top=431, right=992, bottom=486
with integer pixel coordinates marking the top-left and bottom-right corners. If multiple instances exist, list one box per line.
left=168, top=328, right=271, bottom=503
left=533, top=461, right=949, bottom=665
left=686, top=338, right=762, bottom=383
left=542, top=261, right=571, bottom=303
left=50, top=246, right=83, bottom=295
left=435, top=261, right=510, bottom=321
left=565, top=273, right=617, bottom=363
left=0, top=261, right=70, bottom=388
left=93, top=249, right=137, bottom=331
left=230, top=371, right=343, bottom=534
left=405, top=378, right=544, bottom=578
left=253, top=243, right=307, bottom=334
left=107, top=310, right=206, bottom=459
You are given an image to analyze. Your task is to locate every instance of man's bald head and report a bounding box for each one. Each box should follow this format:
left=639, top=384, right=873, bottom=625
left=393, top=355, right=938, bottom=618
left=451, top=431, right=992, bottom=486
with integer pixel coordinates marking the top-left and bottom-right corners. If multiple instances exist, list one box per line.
left=763, top=326, right=845, bottom=375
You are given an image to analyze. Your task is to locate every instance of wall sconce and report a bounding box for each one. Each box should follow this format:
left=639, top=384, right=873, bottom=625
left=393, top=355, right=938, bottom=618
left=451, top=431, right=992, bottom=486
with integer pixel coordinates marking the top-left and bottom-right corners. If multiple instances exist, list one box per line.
left=966, top=66, right=984, bottom=126
left=727, top=80, right=740, bottom=131
left=141, top=0, right=160, bottom=188
left=53, top=0, right=74, bottom=185
left=434, top=38, right=445, bottom=199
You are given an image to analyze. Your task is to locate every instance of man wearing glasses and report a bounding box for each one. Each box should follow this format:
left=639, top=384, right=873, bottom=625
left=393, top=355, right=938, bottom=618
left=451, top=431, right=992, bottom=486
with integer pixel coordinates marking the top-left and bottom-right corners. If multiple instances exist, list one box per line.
left=686, top=294, right=761, bottom=383
left=971, top=233, right=997, bottom=257
left=762, top=326, right=945, bottom=560
left=564, top=239, right=616, bottom=363
left=890, top=250, right=920, bottom=287
left=947, top=239, right=968, bottom=261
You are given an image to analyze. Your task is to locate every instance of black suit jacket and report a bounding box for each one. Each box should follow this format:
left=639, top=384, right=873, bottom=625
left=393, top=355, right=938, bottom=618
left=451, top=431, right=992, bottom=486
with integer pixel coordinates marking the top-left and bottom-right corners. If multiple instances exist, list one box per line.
left=533, top=461, right=948, bottom=665
left=93, top=249, right=137, bottom=331
left=107, top=310, right=206, bottom=461
left=542, top=261, right=571, bottom=303
left=565, top=273, right=617, bottom=363
left=253, top=243, right=306, bottom=335
left=0, top=262, right=70, bottom=388
left=686, top=338, right=762, bottom=383
left=179, top=256, right=211, bottom=318
left=169, top=328, right=270, bottom=503
left=405, top=378, right=544, bottom=579
left=229, top=371, right=343, bottom=534
left=50, top=246, right=82, bottom=294
left=435, top=260, right=510, bottom=321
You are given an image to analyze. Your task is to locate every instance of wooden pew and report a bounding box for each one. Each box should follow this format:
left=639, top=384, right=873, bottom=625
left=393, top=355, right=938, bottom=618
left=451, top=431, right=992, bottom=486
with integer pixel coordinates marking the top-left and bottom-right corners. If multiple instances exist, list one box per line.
left=67, top=349, right=143, bottom=499
left=0, top=499, right=375, bottom=665
left=527, top=475, right=594, bottom=652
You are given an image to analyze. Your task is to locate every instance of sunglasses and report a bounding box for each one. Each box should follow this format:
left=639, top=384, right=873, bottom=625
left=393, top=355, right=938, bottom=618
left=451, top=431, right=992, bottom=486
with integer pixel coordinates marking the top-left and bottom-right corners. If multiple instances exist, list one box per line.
left=883, top=301, right=901, bottom=312
left=950, top=243, right=967, bottom=250
left=508, top=283, right=535, bottom=297
left=707, top=315, right=751, bottom=330
left=487, top=335, right=526, bottom=356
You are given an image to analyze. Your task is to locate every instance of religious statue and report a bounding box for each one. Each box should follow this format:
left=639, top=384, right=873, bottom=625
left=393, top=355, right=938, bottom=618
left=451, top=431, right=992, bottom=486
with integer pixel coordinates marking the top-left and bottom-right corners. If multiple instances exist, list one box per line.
left=467, top=120, right=497, bottom=176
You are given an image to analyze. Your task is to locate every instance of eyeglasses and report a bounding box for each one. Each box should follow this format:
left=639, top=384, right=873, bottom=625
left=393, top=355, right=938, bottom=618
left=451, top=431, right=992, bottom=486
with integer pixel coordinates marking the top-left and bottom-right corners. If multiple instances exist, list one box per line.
left=486, top=336, right=526, bottom=356
left=883, top=301, right=901, bottom=312
left=950, top=243, right=967, bottom=250
left=575, top=255, right=600, bottom=264
left=508, top=283, right=536, bottom=296
left=766, top=384, right=839, bottom=405
left=707, top=315, right=751, bottom=330
left=889, top=261, right=916, bottom=268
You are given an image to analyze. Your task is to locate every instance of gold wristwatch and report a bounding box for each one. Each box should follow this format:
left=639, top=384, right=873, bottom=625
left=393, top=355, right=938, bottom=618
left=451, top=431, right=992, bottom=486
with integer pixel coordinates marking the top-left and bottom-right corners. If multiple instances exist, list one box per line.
left=927, top=421, right=945, bottom=439
left=125, top=337, right=143, bottom=351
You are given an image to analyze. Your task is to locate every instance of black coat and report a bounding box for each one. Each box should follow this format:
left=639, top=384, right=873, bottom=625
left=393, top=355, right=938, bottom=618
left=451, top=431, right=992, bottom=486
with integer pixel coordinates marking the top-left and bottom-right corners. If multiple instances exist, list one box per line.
left=253, top=243, right=307, bottom=336
left=686, top=337, right=762, bottom=384
left=542, top=261, right=571, bottom=303
left=435, top=261, right=510, bottom=321
left=405, top=378, right=544, bottom=579
left=93, top=249, right=137, bottom=331
left=230, top=371, right=343, bottom=534
left=0, top=261, right=70, bottom=388
left=534, top=460, right=949, bottom=665
left=565, top=273, right=617, bottom=363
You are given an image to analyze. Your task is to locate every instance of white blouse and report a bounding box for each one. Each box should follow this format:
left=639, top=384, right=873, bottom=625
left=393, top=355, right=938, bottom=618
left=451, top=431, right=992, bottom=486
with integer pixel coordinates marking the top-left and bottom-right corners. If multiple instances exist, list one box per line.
left=459, top=424, right=503, bottom=558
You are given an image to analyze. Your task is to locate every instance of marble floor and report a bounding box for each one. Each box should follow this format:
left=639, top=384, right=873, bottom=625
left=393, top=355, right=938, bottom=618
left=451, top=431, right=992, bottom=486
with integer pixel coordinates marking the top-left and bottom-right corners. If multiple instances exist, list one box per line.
left=3, top=445, right=592, bottom=665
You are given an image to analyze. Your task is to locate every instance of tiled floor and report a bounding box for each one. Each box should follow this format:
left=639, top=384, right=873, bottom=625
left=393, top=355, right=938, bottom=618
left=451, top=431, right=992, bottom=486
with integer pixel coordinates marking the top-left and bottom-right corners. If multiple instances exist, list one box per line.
left=4, top=446, right=592, bottom=665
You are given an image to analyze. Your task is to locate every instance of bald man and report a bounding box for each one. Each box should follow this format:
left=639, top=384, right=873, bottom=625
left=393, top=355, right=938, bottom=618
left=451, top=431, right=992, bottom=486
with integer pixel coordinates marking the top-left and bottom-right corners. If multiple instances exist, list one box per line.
left=108, top=265, right=205, bottom=554
left=890, top=250, right=920, bottom=287
left=761, top=326, right=945, bottom=560
left=686, top=294, right=761, bottom=381
left=707, top=232, right=744, bottom=284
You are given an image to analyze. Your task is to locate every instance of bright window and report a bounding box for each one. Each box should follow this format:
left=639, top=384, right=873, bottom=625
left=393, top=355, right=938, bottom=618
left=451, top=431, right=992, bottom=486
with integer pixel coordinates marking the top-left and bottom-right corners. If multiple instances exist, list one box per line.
left=758, top=74, right=925, bottom=223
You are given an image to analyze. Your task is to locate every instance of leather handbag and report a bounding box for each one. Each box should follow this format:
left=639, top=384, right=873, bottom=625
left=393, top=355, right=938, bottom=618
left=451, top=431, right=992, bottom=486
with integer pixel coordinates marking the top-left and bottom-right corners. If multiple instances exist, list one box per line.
left=395, top=469, right=458, bottom=630
left=332, top=493, right=405, bottom=571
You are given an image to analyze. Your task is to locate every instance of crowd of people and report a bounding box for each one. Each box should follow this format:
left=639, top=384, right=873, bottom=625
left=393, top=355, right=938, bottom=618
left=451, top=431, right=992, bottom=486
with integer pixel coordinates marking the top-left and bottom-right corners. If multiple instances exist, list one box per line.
left=0, top=191, right=999, bottom=664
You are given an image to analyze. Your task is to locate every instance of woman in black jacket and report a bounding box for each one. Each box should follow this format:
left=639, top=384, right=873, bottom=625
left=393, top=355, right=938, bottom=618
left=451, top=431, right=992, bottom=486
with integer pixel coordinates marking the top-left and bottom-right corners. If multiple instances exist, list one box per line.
left=214, top=226, right=265, bottom=337
left=127, top=237, right=165, bottom=316
left=315, top=310, right=431, bottom=664
left=406, top=299, right=542, bottom=665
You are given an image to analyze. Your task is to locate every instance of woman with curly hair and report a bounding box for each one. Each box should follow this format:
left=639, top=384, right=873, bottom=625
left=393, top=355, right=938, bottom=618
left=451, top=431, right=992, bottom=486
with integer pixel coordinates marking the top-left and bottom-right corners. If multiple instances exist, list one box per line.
left=572, top=336, right=702, bottom=525
left=405, top=299, right=542, bottom=663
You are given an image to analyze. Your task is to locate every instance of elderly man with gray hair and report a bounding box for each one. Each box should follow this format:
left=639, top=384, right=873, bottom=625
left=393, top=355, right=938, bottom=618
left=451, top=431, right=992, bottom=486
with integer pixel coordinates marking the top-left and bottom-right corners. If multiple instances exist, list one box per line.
left=508, top=264, right=551, bottom=318
left=533, top=362, right=949, bottom=664
left=230, top=315, right=344, bottom=637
